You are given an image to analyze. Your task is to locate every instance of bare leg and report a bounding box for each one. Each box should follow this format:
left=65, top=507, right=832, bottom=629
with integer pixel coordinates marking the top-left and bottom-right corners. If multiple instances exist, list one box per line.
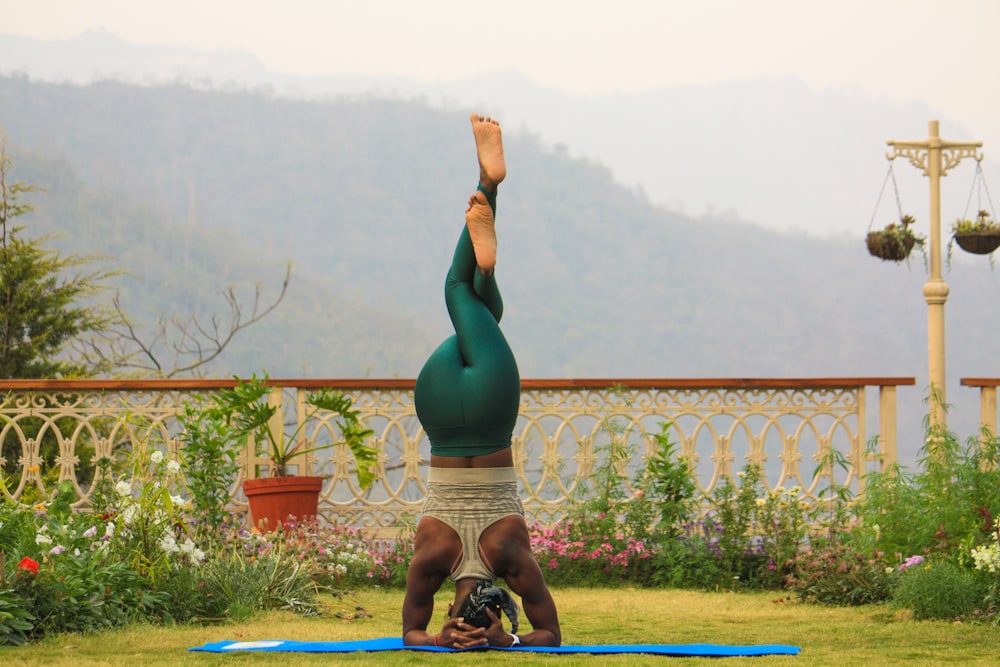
left=466, top=192, right=497, bottom=273
left=470, top=113, right=506, bottom=191
left=467, top=114, right=506, bottom=273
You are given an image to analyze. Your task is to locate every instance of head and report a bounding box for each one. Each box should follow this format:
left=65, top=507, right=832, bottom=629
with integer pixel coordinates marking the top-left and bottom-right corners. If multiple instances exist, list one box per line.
left=451, top=579, right=519, bottom=633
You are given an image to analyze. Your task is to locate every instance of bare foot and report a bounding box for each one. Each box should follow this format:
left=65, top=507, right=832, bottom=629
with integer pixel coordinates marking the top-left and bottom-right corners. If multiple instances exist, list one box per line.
left=470, top=113, right=506, bottom=191
left=466, top=191, right=497, bottom=272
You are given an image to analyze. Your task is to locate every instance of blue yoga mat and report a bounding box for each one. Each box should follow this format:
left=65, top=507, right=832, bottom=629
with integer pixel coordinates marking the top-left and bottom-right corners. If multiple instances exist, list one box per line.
left=190, top=637, right=800, bottom=656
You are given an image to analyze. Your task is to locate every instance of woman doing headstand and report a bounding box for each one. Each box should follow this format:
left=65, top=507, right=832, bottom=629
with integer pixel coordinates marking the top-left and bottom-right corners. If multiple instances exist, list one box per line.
left=401, top=114, right=561, bottom=649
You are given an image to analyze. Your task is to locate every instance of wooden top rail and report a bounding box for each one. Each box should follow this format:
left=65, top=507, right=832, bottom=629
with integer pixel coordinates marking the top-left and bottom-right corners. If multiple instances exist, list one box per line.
left=961, top=378, right=1000, bottom=388
left=0, top=377, right=917, bottom=390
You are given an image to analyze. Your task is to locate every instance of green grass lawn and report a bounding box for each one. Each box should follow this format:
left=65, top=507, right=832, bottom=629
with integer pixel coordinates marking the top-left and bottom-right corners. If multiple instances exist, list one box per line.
left=6, top=588, right=999, bottom=666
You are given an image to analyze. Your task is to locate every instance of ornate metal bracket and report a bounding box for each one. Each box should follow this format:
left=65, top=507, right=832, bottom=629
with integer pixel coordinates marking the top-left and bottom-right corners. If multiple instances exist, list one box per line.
left=886, top=142, right=982, bottom=177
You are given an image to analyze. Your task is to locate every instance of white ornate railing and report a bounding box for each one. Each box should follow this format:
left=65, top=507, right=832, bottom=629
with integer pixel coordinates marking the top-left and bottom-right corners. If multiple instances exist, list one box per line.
left=0, top=377, right=914, bottom=532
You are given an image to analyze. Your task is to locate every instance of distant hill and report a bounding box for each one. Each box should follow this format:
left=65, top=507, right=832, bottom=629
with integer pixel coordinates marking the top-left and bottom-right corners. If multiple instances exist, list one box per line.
left=1, top=75, right=999, bottom=461
left=3, top=30, right=997, bottom=238
left=5, top=146, right=438, bottom=378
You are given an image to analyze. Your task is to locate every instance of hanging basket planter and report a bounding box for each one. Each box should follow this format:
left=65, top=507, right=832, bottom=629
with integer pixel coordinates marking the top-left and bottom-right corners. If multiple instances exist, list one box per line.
left=953, top=231, right=1000, bottom=255
left=865, top=162, right=923, bottom=262
left=951, top=161, right=1000, bottom=257
left=952, top=210, right=1000, bottom=255
left=866, top=215, right=924, bottom=262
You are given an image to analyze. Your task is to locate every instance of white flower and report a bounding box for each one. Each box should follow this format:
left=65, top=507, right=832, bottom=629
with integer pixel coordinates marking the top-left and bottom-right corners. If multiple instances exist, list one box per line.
left=150, top=450, right=164, bottom=464
left=170, top=494, right=185, bottom=506
left=121, top=505, right=138, bottom=526
left=166, top=460, right=181, bottom=473
left=49, top=545, right=66, bottom=556
left=971, top=543, right=1000, bottom=573
left=105, top=522, right=116, bottom=538
left=115, top=480, right=132, bottom=496
left=83, top=526, right=98, bottom=538
left=160, top=534, right=179, bottom=554
left=35, top=533, right=53, bottom=545
left=179, top=538, right=196, bottom=554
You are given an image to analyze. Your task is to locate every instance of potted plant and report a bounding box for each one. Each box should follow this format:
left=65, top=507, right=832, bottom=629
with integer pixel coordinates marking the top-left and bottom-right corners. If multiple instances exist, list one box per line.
left=866, top=214, right=925, bottom=262
left=951, top=209, right=1000, bottom=255
left=204, top=374, right=377, bottom=531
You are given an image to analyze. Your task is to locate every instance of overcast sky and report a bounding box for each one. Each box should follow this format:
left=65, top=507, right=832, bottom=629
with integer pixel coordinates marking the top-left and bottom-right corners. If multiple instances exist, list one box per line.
left=4, top=1, right=999, bottom=409
left=3, top=0, right=999, bottom=149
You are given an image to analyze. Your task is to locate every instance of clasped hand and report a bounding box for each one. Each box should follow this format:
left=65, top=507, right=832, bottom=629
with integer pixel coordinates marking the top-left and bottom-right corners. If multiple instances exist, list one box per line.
left=437, top=609, right=514, bottom=648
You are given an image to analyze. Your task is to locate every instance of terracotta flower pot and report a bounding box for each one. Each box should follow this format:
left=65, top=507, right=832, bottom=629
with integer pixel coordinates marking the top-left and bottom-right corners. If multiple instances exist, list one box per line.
left=243, top=475, right=324, bottom=532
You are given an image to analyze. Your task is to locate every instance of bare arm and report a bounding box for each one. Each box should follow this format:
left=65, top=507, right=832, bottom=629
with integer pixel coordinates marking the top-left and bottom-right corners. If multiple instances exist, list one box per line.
left=485, top=517, right=561, bottom=647
left=402, top=520, right=488, bottom=648
left=502, top=560, right=561, bottom=647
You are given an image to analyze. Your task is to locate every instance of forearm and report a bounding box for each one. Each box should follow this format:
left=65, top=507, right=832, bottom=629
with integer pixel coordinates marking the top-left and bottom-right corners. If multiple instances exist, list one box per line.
left=403, top=629, right=438, bottom=647
left=506, top=627, right=560, bottom=648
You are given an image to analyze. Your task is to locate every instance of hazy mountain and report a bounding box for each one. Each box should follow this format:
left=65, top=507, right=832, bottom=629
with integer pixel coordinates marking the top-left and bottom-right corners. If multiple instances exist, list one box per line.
left=3, top=30, right=996, bottom=238
left=1, top=47, right=999, bottom=462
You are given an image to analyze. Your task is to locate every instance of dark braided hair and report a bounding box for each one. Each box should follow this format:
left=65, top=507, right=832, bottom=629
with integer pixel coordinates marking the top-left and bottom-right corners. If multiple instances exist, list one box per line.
left=454, top=580, right=520, bottom=633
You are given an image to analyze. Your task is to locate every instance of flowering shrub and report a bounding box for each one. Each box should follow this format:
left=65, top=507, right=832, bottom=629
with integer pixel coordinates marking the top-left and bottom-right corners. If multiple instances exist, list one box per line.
left=669, top=466, right=810, bottom=591
left=785, top=536, right=896, bottom=605
left=529, top=424, right=811, bottom=591
left=893, top=560, right=992, bottom=621
left=176, top=402, right=243, bottom=533
left=856, top=424, right=1000, bottom=561
left=228, top=515, right=414, bottom=589
left=898, top=554, right=925, bottom=572
left=91, top=441, right=204, bottom=582
left=532, top=418, right=697, bottom=587
left=6, top=480, right=173, bottom=637
left=970, top=517, right=1000, bottom=573
left=530, top=519, right=656, bottom=586
left=9, top=396, right=1000, bottom=640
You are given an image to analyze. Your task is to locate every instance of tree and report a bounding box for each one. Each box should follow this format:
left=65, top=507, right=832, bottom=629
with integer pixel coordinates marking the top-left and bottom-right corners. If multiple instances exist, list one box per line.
left=95, top=262, right=291, bottom=378
left=0, top=136, right=121, bottom=378
left=0, top=134, right=291, bottom=379
left=0, top=132, right=290, bottom=491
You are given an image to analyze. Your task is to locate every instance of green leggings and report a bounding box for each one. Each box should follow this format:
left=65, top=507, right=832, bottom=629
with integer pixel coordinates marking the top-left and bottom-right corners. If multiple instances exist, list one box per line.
left=414, top=186, right=521, bottom=456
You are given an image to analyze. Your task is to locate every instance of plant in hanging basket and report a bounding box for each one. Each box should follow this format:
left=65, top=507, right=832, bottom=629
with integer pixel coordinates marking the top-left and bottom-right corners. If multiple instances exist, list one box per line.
left=866, top=214, right=925, bottom=262
left=952, top=210, right=1000, bottom=255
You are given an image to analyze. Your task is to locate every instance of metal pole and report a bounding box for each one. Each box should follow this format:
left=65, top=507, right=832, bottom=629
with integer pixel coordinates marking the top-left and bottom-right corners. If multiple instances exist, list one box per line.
left=886, top=121, right=982, bottom=431
left=924, top=120, right=949, bottom=427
